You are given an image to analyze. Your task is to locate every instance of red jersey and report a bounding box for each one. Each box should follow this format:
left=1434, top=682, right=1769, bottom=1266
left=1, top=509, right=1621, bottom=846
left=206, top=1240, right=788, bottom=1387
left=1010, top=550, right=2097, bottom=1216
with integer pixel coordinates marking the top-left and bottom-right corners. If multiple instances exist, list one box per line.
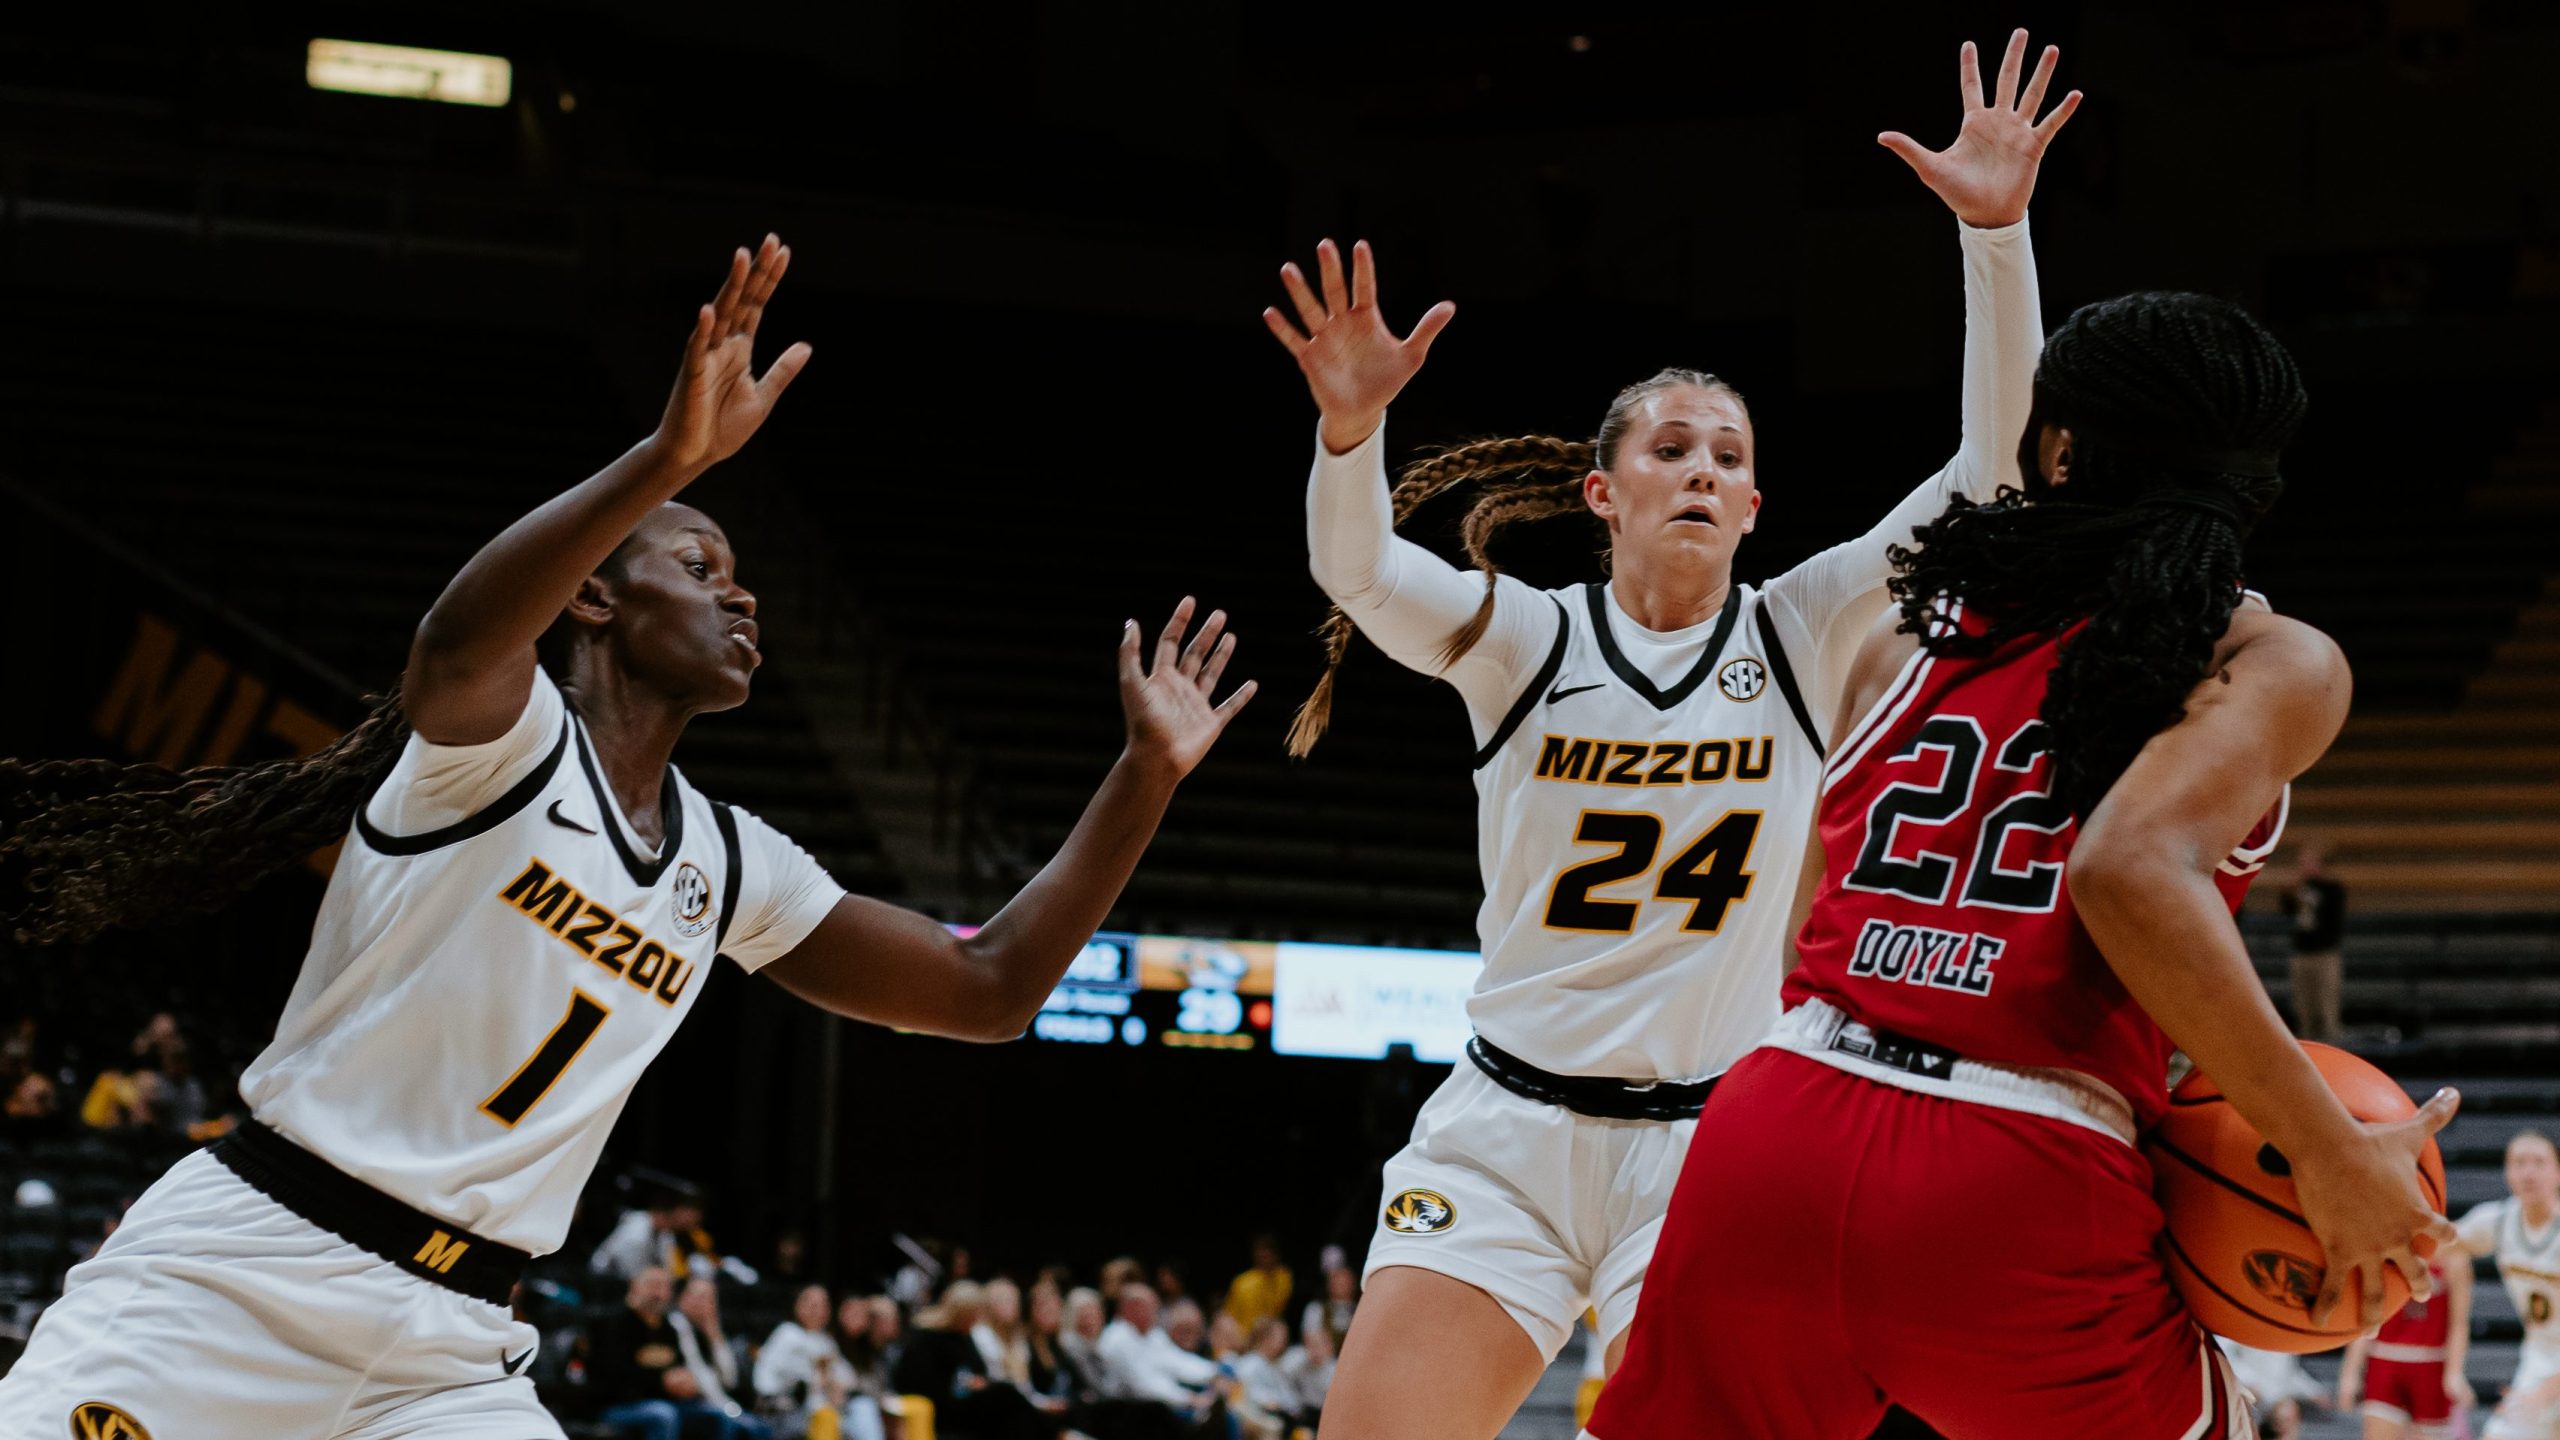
left=1784, top=610, right=2286, bottom=1129
left=2375, top=1260, right=2454, bottom=1351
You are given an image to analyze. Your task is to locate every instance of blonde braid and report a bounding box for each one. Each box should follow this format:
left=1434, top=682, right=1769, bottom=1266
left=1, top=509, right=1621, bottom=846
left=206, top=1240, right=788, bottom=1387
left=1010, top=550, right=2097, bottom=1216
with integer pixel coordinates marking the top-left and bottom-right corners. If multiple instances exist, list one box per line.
left=1287, top=435, right=1596, bottom=757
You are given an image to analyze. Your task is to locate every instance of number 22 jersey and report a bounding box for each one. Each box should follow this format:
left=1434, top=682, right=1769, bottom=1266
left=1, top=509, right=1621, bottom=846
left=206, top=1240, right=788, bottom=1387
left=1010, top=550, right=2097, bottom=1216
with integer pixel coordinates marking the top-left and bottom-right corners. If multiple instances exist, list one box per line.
left=1785, top=608, right=2286, bottom=1130
left=237, top=670, right=844, bottom=1255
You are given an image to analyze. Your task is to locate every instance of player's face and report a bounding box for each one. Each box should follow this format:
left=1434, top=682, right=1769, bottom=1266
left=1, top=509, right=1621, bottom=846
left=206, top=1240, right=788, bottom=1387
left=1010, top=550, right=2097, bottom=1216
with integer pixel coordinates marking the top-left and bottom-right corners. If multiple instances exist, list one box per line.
left=1589, top=387, right=1759, bottom=590
left=606, top=505, right=761, bottom=711
left=2510, top=1137, right=2560, bottom=1206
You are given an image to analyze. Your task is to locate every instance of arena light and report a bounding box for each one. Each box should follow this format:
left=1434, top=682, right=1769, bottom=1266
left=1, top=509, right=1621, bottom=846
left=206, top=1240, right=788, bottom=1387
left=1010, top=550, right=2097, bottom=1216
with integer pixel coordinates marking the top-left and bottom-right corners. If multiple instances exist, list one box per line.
left=306, top=39, right=512, bottom=107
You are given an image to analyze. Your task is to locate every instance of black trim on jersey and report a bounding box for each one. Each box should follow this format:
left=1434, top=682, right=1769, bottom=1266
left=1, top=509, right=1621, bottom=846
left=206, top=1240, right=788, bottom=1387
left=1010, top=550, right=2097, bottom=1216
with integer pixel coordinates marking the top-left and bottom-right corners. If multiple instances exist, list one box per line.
left=570, top=715, right=684, bottom=887
left=1467, top=1035, right=1717, bottom=1121
left=352, top=721, right=570, bottom=857
left=712, top=801, right=744, bottom=956
left=1752, top=598, right=1826, bottom=759
left=1471, top=597, right=1571, bottom=770
left=210, top=1118, right=529, bottom=1307
left=1583, top=582, right=1743, bottom=711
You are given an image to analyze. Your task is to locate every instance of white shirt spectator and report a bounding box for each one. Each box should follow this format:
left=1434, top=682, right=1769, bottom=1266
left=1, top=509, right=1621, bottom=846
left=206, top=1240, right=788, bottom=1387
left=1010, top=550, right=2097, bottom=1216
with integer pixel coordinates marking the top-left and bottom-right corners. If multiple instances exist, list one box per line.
left=1234, top=1352, right=1299, bottom=1415
left=669, top=1310, right=744, bottom=1411
left=755, top=1320, right=850, bottom=1415
left=1097, top=1318, right=1218, bottom=1404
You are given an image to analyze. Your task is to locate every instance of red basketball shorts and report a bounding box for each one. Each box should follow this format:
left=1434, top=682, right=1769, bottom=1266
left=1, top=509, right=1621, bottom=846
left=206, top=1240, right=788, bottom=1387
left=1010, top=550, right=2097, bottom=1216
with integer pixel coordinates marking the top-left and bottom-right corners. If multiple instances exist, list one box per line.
left=1591, top=1046, right=2249, bottom=1440
left=2364, top=1355, right=2453, bottom=1429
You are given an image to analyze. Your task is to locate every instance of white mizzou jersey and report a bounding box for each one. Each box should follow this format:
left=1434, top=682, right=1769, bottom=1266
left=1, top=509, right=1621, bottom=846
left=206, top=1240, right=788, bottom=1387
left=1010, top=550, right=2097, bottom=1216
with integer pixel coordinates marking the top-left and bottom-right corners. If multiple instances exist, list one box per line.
left=2458, top=1196, right=2560, bottom=1358
left=1469, top=581, right=1828, bottom=1081
left=238, top=670, right=844, bottom=1254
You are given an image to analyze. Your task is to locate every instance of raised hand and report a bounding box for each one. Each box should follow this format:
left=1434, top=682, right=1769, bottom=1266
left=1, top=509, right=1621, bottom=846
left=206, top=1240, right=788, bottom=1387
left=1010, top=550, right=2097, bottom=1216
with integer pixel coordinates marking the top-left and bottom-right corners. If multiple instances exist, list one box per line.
left=1262, top=239, right=1455, bottom=454
left=1879, top=30, right=2081, bottom=230
left=2292, top=1086, right=2462, bottom=1329
left=657, top=234, right=814, bottom=473
left=1119, top=597, right=1257, bottom=779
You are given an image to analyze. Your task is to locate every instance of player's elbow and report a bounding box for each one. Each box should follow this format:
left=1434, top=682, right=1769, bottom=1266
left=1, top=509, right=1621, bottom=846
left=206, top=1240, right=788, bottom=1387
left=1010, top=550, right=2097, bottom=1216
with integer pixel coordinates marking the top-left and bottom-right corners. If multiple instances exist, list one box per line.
left=2064, top=836, right=2166, bottom=935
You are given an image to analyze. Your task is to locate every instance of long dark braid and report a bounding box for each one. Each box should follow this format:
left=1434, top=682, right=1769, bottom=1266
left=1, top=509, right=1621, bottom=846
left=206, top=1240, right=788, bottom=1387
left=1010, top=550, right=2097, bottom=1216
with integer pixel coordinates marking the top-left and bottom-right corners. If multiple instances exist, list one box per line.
left=1288, top=367, right=1746, bottom=756
left=0, top=691, right=413, bottom=945
left=1888, top=291, right=2308, bottom=818
left=2, top=540, right=640, bottom=945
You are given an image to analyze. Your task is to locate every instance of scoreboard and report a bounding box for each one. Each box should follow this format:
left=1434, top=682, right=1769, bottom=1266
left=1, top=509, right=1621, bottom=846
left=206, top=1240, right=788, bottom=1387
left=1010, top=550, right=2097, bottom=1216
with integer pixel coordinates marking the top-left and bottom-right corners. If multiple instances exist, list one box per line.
left=1011, top=928, right=1481, bottom=1061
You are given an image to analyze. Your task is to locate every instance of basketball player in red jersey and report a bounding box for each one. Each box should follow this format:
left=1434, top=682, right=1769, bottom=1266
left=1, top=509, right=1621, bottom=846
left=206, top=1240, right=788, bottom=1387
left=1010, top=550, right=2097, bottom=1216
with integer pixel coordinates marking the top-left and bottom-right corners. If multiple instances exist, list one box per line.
left=1588, top=291, right=2459, bottom=1438
left=2340, top=1256, right=2474, bottom=1439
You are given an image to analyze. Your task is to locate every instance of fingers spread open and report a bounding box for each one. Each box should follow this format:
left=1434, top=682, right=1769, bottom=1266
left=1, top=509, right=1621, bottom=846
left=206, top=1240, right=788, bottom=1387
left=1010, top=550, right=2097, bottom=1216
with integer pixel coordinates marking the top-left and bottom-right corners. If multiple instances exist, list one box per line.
left=741, top=240, right=791, bottom=338
left=2393, top=1248, right=2436, bottom=1301
left=1959, top=39, right=1985, bottom=112
left=1154, top=596, right=1196, bottom=675
left=710, top=247, right=751, bottom=329
left=1213, top=677, right=1258, bottom=720
left=2311, top=1268, right=2343, bottom=1329
left=2018, top=43, right=2060, bottom=119
left=1995, top=29, right=2028, bottom=112
left=1262, top=307, right=1310, bottom=356
left=1280, top=263, right=1327, bottom=333
left=1352, top=240, right=1378, bottom=311
left=1179, top=609, right=1228, bottom=677
left=2358, top=1261, right=2388, bottom=1332
left=1117, top=620, right=1143, bottom=687
left=756, top=341, right=813, bottom=403
left=2032, top=90, right=2083, bottom=147
left=1406, top=300, right=1457, bottom=357
left=1317, top=239, right=1350, bottom=316
left=1198, top=632, right=1237, bottom=693
left=1876, top=131, right=1933, bottom=173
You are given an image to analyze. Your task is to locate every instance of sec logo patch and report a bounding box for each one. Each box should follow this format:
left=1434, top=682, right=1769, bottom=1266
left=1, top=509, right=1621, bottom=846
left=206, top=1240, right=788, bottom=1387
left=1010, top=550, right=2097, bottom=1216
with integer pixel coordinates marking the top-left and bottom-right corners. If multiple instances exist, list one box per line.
left=1382, top=1188, right=1456, bottom=1235
left=672, top=862, right=714, bottom=938
left=69, top=1401, right=152, bottom=1440
left=1717, top=656, right=1768, bottom=702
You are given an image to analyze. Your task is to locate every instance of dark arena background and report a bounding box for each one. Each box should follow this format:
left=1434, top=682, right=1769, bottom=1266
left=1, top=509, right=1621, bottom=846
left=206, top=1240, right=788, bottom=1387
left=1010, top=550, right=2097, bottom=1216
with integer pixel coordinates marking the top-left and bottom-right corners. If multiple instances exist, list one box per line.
left=1, top=4, right=2555, bottom=1437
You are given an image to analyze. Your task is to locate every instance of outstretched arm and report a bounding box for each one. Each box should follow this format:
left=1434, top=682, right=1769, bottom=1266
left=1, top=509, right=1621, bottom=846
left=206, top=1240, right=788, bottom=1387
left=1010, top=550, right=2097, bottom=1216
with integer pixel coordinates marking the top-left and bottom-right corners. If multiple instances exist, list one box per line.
left=760, top=599, right=1254, bottom=1042
left=2071, top=612, right=2457, bottom=1328
left=1270, top=240, right=1552, bottom=725
left=405, top=236, right=812, bottom=745
left=1763, top=30, right=2074, bottom=729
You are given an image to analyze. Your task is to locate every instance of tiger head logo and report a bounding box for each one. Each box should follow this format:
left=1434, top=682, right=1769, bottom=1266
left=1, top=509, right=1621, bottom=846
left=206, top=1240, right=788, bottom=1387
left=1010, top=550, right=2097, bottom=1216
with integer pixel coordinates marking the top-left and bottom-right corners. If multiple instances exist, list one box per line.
left=2241, top=1249, right=2324, bottom=1314
left=69, top=1402, right=152, bottom=1440
left=1383, top=1188, right=1456, bottom=1235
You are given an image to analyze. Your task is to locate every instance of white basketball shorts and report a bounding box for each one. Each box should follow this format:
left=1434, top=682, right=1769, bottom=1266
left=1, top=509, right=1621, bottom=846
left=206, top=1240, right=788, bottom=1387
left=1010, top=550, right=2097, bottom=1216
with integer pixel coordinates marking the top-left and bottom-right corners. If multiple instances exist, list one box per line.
left=2487, top=1347, right=2560, bottom=1440
left=0, top=1149, right=558, bottom=1440
left=1364, top=1061, right=1697, bottom=1361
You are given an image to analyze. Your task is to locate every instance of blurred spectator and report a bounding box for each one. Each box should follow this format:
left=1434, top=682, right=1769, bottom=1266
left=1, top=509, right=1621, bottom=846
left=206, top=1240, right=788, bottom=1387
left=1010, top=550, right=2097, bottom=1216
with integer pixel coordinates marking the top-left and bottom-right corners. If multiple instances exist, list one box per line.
left=1161, top=1299, right=1208, bottom=1361
left=892, top=1281, right=1055, bottom=1440
left=1299, top=1263, right=1358, bottom=1351
left=1151, top=1261, right=1189, bottom=1307
left=1287, top=1316, right=1336, bottom=1419
left=78, top=1060, right=153, bottom=1130
left=1048, top=1287, right=1185, bottom=1440
left=975, top=1276, right=1032, bottom=1388
left=592, top=1178, right=721, bottom=1282
left=150, top=1043, right=207, bottom=1138
left=1220, top=1235, right=1293, bottom=1334
left=3, top=1069, right=63, bottom=1142
left=830, top=1294, right=895, bottom=1440
left=591, top=1267, right=762, bottom=1440
left=1097, top=1257, right=1145, bottom=1308
left=1232, top=1320, right=1301, bottom=1424
left=1097, top=1284, right=1219, bottom=1409
left=670, top=1276, right=766, bottom=1438
left=2280, top=844, right=2348, bottom=1044
left=1207, top=1312, right=1245, bottom=1364
left=754, top=1283, right=851, bottom=1440
left=768, top=1228, right=813, bottom=1287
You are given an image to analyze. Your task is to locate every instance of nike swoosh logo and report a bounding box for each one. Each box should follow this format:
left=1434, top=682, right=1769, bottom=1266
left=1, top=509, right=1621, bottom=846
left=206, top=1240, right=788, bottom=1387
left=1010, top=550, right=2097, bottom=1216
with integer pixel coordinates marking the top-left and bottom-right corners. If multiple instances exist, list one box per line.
left=545, top=800, right=597, bottom=835
left=1547, top=682, right=1605, bottom=705
left=504, top=1346, right=535, bottom=1375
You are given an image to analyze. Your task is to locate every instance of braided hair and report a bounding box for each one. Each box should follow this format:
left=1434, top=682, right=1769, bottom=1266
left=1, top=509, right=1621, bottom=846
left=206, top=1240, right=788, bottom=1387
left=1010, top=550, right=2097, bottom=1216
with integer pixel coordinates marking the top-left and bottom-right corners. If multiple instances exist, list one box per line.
left=1287, top=367, right=1746, bottom=756
left=1887, top=291, right=2308, bottom=819
left=1, top=539, right=643, bottom=946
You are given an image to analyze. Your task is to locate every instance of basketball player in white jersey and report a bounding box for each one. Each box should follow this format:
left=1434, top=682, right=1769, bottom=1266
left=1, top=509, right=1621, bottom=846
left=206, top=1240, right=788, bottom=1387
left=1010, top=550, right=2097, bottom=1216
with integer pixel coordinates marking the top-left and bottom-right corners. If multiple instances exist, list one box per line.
left=1257, top=32, right=2078, bottom=1439
left=0, top=236, right=1256, bottom=1440
left=2459, top=1131, right=2560, bottom=1438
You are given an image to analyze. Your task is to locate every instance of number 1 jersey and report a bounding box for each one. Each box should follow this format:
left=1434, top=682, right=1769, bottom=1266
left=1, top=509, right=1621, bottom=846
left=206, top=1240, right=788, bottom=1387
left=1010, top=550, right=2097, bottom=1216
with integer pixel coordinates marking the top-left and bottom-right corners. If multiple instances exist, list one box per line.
left=1785, top=610, right=2285, bottom=1129
left=1469, top=581, right=1828, bottom=1082
left=238, top=670, right=844, bottom=1254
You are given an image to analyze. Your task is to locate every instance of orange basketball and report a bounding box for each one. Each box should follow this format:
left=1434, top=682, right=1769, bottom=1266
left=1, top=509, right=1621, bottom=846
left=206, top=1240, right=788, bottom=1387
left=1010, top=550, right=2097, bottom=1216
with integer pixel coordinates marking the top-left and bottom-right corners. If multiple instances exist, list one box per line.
left=2145, top=1042, right=2447, bottom=1353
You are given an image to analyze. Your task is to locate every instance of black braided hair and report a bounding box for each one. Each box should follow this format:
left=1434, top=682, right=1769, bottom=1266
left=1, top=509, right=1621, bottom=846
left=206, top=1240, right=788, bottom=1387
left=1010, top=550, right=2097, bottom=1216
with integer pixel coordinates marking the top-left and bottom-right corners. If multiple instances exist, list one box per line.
left=1288, top=367, right=1746, bottom=755
left=1, top=539, right=643, bottom=945
left=1887, top=291, right=2308, bottom=818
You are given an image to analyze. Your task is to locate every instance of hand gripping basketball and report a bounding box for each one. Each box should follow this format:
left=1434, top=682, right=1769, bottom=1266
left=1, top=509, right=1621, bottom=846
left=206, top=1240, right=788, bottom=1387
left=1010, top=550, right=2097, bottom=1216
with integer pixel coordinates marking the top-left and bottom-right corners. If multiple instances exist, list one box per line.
left=2149, top=1044, right=2457, bottom=1351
